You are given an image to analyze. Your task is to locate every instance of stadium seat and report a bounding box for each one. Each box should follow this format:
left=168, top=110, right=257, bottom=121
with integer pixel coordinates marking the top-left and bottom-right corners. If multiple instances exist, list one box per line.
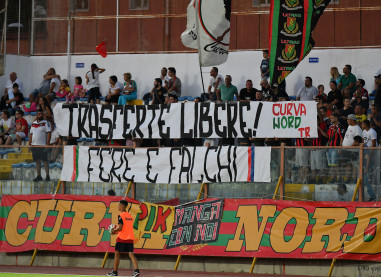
left=127, top=99, right=143, bottom=105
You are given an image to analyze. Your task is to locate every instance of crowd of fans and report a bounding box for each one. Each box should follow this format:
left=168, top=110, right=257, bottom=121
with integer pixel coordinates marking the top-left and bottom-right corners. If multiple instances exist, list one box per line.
left=1, top=51, right=381, bottom=187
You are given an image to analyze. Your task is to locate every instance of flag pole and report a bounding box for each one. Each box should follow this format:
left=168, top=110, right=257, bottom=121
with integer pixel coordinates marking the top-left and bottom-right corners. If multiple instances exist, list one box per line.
left=195, top=0, right=206, bottom=96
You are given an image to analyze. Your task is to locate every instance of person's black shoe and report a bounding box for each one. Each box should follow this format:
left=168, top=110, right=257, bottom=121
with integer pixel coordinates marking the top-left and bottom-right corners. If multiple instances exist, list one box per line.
left=45, top=175, right=50, bottom=181
left=107, top=271, right=118, bottom=276
left=33, top=175, right=43, bottom=182
left=131, top=269, right=140, bottom=277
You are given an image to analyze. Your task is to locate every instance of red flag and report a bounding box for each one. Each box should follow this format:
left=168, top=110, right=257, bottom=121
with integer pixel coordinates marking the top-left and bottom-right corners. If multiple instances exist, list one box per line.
left=96, top=40, right=107, bottom=58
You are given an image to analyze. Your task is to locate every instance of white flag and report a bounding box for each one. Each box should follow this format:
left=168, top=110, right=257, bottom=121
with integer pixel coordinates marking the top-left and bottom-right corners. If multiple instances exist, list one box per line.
left=181, top=0, right=198, bottom=49
left=182, top=0, right=231, bottom=67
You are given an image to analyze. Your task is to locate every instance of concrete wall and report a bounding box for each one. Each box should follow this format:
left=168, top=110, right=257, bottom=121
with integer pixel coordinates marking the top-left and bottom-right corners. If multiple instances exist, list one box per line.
left=1, top=48, right=381, bottom=99
left=1, top=251, right=381, bottom=277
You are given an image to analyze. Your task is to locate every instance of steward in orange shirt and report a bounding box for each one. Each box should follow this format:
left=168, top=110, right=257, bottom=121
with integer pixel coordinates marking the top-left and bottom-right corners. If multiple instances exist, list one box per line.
left=108, top=200, right=139, bottom=277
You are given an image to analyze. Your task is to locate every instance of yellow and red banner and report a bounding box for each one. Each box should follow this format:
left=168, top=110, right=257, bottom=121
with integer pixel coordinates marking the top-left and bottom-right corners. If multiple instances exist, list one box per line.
left=1, top=195, right=381, bottom=260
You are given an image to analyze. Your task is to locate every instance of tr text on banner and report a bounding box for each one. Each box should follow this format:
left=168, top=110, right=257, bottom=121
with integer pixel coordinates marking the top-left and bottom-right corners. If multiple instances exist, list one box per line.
left=53, top=102, right=318, bottom=140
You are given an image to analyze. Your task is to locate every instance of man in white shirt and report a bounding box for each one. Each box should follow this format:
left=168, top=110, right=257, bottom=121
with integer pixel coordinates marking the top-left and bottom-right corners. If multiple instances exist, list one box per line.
left=362, top=119, right=378, bottom=147
left=362, top=119, right=377, bottom=201
left=29, top=109, right=52, bottom=182
left=206, top=67, right=224, bottom=102
left=5, top=72, right=24, bottom=95
left=296, top=76, right=318, bottom=101
left=342, top=114, right=362, bottom=146
left=5, top=72, right=24, bottom=103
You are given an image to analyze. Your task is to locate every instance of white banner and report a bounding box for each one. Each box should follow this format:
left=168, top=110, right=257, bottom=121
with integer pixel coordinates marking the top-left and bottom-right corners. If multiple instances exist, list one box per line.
left=61, top=146, right=271, bottom=183
left=53, top=102, right=318, bottom=139
left=181, top=0, right=231, bottom=67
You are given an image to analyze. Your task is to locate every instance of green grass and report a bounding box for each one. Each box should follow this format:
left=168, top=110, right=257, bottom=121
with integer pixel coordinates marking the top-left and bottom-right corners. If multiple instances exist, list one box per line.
left=0, top=272, right=105, bottom=277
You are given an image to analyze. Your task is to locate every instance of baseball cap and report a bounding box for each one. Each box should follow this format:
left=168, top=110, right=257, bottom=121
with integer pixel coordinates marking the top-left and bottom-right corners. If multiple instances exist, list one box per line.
left=347, top=114, right=357, bottom=120
left=331, top=113, right=340, bottom=118
left=374, top=74, right=381, bottom=79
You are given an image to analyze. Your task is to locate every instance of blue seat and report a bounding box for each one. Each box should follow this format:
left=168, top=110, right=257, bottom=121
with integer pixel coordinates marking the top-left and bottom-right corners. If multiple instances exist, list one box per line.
left=56, top=97, right=66, bottom=102
left=24, top=112, right=30, bottom=115
left=289, top=96, right=297, bottom=101
left=12, top=163, right=23, bottom=169
left=77, top=138, right=86, bottom=142
left=31, top=112, right=37, bottom=116
left=80, top=98, right=88, bottom=101
left=187, top=96, right=195, bottom=101
left=178, top=96, right=188, bottom=101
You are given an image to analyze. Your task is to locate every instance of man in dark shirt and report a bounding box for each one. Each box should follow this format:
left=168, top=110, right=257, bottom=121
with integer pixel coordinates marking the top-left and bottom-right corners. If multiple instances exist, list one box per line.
left=326, top=81, right=343, bottom=110
left=150, top=78, right=167, bottom=104
left=351, top=89, right=369, bottom=110
left=239, top=79, right=258, bottom=101
left=271, top=84, right=289, bottom=101
left=370, top=104, right=381, bottom=143
left=260, top=79, right=272, bottom=100
left=374, top=74, right=381, bottom=108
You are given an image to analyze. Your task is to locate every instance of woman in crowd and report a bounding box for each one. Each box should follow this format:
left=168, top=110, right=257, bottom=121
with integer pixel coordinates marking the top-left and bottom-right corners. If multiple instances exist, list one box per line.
left=86, top=63, right=105, bottom=104
left=38, top=97, right=53, bottom=123
left=105, top=75, right=123, bottom=105
left=330, top=67, right=341, bottom=85
left=118, top=73, right=137, bottom=105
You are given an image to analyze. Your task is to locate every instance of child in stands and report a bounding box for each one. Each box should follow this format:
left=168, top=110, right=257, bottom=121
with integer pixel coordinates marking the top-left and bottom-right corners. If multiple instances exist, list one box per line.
left=56, top=79, right=71, bottom=99
left=66, top=77, right=83, bottom=103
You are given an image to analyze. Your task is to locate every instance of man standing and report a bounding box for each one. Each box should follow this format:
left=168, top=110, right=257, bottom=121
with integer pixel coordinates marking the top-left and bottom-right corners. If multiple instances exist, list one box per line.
left=150, top=78, right=167, bottom=105
left=216, top=75, right=239, bottom=102
left=338, top=64, right=357, bottom=96
left=167, top=67, right=181, bottom=97
left=260, top=50, right=270, bottom=80
left=108, top=200, right=139, bottom=277
left=326, top=113, right=345, bottom=182
left=160, top=67, right=170, bottom=89
left=239, top=80, right=258, bottom=101
left=342, top=114, right=362, bottom=147
left=296, top=76, right=318, bottom=101
left=206, top=67, right=224, bottom=101
left=29, top=109, right=51, bottom=182
left=374, top=74, right=381, bottom=108
left=370, top=104, right=381, bottom=144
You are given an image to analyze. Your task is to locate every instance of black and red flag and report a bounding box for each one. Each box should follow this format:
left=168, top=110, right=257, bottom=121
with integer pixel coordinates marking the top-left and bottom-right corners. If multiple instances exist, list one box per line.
left=269, top=0, right=331, bottom=86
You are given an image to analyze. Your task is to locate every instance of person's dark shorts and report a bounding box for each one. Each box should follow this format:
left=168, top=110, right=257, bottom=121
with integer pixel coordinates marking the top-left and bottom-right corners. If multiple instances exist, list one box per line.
left=31, top=147, right=48, bottom=161
left=88, top=87, right=101, bottom=102
left=105, top=94, right=120, bottom=104
left=115, top=242, right=134, bottom=253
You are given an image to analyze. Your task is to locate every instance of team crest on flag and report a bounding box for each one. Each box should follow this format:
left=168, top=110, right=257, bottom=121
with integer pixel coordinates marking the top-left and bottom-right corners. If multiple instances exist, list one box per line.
left=270, top=0, right=331, bottom=86
left=281, top=17, right=301, bottom=37
left=314, top=0, right=326, bottom=8
left=278, top=71, right=292, bottom=84
left=283, top=0, right=302, bottom=10
left=280, top=44, right=298, bottom=63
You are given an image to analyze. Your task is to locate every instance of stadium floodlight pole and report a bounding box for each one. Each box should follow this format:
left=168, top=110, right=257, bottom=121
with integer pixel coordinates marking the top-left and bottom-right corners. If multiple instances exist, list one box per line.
left=30, top=0, right=35, bottom=55
left=66, top=0, right=72, bottom=84
left=1, top=0, right=8, bottom=57
left=17, top=0, right=20, bottom=55
left=116, top=0, right=119, bottom=52
left=195, top=0, right=206, bottom=96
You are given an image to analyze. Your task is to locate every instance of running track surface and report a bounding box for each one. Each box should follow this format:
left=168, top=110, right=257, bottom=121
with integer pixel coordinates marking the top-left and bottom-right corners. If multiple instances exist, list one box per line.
left=0, top=265, right=320, bottom=277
